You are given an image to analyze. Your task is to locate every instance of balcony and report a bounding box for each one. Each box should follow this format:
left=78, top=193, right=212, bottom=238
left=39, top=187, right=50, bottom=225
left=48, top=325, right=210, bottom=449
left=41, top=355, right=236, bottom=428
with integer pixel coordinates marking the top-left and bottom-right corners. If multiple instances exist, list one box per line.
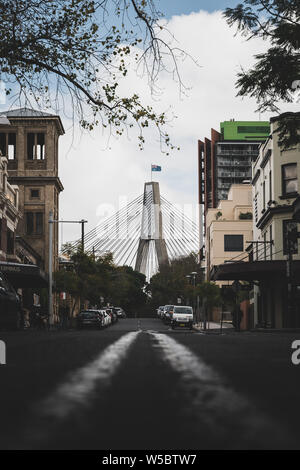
left=217, top=159, right=251, bottom=167
left=216, top=149, right=258, bottom=156
left=217, top=170, right=251, bottom=178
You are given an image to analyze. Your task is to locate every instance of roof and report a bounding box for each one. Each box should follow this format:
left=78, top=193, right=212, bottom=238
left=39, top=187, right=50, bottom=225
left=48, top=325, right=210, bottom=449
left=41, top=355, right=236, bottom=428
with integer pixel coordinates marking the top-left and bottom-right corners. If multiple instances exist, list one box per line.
left=0, top=108, right=65, bottom=134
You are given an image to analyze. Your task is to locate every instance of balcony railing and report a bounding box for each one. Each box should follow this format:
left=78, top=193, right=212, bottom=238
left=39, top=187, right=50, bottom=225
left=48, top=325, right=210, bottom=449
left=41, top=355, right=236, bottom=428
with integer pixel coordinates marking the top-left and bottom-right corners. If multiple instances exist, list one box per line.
left=217, top=170, right=251, bottom=178
left=217, top=159, right=251, bottom=167
left=216, top=149, right=258, bottom=156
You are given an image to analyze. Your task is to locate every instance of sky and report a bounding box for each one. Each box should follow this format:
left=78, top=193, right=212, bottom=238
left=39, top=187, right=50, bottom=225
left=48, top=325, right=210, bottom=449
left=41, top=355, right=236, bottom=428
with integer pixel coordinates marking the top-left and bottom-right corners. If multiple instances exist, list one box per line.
left=158, top=0, right=238, bottom=17
left=2, top=2, right=299, bottom=248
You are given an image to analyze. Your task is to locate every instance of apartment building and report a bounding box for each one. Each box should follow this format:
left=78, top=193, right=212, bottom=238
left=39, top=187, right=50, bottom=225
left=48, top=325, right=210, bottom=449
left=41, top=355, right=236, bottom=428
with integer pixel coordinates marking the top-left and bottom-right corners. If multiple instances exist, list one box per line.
left=212, top=112, right=300, bottom=328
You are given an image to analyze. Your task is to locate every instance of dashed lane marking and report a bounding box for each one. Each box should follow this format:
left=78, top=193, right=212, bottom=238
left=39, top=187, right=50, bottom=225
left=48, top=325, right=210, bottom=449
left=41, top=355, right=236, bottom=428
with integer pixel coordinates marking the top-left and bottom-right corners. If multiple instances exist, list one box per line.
left=150, top=331, right=296, bottom=449
left=38, top=331, right=140, bottom=419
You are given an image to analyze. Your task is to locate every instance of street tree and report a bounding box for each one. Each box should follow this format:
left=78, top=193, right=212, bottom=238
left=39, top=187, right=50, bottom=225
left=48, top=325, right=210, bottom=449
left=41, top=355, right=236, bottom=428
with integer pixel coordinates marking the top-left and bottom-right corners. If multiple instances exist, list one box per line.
left=149, top=253, right=202, bottom=307
left=56, top=245, right=147, bottom=314
left=196, top=281, right=222, bottom=320
left=0, top=0, right=187, bottom=151
left=224, top=0, right=300, bottom=147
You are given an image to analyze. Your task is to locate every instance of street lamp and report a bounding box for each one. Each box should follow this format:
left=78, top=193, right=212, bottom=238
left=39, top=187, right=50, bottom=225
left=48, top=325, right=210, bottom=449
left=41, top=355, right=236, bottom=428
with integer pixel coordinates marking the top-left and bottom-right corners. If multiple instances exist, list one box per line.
left=48, top=212, right=88, bottom=327
left=185, top=275, right=191, bottom=306
left=190, top=272, right=198, bottom=321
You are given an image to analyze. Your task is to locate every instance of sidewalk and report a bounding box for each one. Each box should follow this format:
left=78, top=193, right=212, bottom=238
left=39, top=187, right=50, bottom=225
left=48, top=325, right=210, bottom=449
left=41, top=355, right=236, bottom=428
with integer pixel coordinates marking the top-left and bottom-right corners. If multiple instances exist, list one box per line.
left=193, top=321, right=235, bottom=333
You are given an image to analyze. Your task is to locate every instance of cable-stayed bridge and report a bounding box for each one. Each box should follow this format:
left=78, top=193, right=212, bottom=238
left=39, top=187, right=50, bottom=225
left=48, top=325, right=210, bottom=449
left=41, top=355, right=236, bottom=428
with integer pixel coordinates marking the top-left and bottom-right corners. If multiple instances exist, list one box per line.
left=65, top=182, right=199, bottom=279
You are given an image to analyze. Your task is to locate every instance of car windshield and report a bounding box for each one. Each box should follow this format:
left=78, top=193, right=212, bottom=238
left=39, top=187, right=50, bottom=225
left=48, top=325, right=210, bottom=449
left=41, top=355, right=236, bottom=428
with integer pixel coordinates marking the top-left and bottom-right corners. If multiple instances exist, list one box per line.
left=174, top=307, right=193, bottom=314
left=80, top=311, right=98, bottom=317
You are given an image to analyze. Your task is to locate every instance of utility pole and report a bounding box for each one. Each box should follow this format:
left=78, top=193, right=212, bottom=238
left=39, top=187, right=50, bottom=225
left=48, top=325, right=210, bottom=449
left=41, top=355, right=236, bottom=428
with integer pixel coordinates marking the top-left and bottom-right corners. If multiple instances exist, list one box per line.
left=80, top=219, right=87, bottom=251
left=287, top=236, right=293, bottom=325
left=48, top=215, right=88, bottom=326
left=48, top=210, right=54, bottom=327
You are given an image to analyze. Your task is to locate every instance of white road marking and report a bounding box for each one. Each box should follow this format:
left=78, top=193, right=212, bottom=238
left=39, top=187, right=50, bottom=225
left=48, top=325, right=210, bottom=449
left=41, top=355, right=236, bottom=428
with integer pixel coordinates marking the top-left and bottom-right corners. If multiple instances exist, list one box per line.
left=39, top=331, right=140, bottom=419
left=150, top=331, right=295, bottom=449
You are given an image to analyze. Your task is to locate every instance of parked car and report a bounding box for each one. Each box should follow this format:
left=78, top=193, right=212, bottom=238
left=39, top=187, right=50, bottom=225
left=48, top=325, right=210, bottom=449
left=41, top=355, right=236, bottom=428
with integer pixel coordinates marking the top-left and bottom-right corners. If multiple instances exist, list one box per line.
left=157, top=306, right=164, bottom=318
left=77, top=310, right=104, bottom=329
left=0, top=271, right=21, bottom=330
left=171, top=306, right=194, bottom=329
left=106, top=308, right=118, bottom=323
left=113, top=307, right=126, bottom=318
left=101, top=310, right=112, bottom=327
left=163, top=305, right=174, bottom=324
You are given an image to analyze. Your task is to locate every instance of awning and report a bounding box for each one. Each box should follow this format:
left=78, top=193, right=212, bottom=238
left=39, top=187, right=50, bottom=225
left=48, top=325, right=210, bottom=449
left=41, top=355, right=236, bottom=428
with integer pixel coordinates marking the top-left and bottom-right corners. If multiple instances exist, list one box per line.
left=0, top=261, right=48, bottom=288
left=211, top=260, right=300, bottom=282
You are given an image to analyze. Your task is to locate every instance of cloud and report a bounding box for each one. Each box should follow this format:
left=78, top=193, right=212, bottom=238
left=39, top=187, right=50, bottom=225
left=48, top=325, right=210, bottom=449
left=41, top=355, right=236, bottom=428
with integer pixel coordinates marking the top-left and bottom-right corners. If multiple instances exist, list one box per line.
left=59, top=9, right=299, bottom=247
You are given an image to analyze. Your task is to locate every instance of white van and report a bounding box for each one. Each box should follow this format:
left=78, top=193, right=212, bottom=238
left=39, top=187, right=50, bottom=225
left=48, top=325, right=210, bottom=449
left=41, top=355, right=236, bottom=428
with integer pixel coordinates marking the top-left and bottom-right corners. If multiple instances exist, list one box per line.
left=171, top=305, right=193, bottom=329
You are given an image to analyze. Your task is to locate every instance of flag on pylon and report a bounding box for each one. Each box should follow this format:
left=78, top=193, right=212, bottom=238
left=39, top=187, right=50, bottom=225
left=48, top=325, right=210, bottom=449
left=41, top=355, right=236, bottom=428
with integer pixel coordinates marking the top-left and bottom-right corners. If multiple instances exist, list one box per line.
left=151, top=164, right=161, bottom=172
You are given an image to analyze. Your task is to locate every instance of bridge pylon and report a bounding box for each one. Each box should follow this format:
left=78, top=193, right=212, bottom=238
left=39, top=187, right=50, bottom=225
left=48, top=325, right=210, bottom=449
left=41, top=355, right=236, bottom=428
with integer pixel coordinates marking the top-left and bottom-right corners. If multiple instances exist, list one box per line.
left=135, top=182, right=169, bottom=275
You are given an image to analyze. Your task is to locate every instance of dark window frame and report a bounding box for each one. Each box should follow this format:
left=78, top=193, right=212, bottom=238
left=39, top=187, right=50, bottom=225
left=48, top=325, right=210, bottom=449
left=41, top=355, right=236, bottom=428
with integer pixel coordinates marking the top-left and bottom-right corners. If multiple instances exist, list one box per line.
left=224, top=234, right=244, bottom=252
left=30, top=188, right=40, bottom=199
left=25, top=211, right=44, bottom=236
left=282, top=163, right=298, bottom=197
left=0, top=132, right=17, bottom=160
left=27, top=132, right=46, bottom=160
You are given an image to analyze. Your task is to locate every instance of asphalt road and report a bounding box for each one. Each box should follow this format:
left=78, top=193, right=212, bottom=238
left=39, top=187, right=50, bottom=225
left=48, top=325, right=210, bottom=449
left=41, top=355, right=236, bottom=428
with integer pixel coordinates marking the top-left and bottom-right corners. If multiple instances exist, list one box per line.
left=0, top=318, right=300, bottom=449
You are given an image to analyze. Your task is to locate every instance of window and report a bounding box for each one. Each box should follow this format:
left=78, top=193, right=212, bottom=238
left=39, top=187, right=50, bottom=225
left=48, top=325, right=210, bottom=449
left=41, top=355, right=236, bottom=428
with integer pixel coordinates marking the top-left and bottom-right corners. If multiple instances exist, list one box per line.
left=26, top=212, right=44, bottom=235
left=269, top=170, right=272, bottom=201
left=262, top=181, right=265, bottom=210
left=27, top=133, right=45, bottom=160
left=30, top=189, right=40, bottom=199
left=237, top=126, right=270, bottom=134
left=283, top=220, right=298, bottom=255
left=224, top=234, right=244, bottom=252
left=282, top=163, right=298, bottom=196
left=0, top=132, right=16, bottom=159
left=270, top=224, right=273, bottom=260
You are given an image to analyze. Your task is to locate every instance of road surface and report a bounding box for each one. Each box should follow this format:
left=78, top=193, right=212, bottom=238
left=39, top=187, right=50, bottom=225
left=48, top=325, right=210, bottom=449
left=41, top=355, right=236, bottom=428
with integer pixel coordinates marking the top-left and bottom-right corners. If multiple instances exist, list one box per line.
left=0, top=318, right=300, bottom=449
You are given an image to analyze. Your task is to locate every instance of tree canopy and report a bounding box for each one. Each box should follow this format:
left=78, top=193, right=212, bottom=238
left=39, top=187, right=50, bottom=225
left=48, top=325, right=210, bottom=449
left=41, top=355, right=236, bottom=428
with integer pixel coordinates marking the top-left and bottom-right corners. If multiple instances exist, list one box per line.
left=224, top=0, right=300, bottom=147
left=55, top=247, right=147, bottom=314
left=149, top=254, right=202, bottom=307
left=0, top=0, right=185, bottom=151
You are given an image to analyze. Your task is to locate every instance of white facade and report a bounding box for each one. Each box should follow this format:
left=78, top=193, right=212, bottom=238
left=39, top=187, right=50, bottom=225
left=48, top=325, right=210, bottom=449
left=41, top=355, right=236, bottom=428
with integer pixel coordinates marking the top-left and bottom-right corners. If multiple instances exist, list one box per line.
left=251, top=113, right=300, bottom=327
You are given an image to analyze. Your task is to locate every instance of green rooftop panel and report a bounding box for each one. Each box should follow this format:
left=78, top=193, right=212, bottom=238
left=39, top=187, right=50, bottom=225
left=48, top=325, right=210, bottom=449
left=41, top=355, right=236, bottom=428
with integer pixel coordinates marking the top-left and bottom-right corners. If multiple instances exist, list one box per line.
left=220, top=120, right=270, bottom=141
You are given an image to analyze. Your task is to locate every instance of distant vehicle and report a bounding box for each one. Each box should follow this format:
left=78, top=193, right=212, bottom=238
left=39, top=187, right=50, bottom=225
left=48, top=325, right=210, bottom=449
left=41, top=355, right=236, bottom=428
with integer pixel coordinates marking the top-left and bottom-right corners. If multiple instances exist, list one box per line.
left=157, top=306, right=164, bottom=318
left=0, top=271, right=21, bottom=330
left=77, top=310, right=104, bottom=329
left=171, top=306, right=193, bottom=329
left=113, top=307, right=126, bottom=318
left=163, top=305, right=174, bottom=324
